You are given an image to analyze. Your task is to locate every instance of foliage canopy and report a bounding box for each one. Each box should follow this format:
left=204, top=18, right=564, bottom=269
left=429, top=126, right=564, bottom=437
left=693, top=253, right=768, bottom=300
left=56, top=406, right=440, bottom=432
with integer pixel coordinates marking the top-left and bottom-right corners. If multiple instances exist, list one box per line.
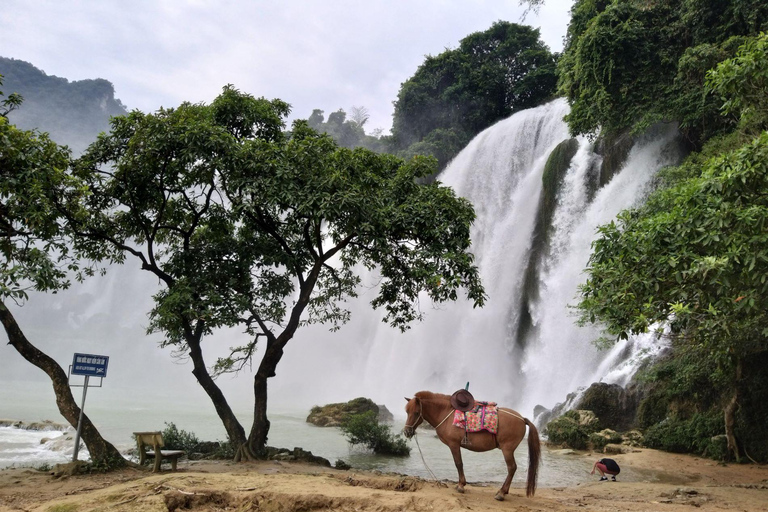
left=577, top=33, right=768, bottom=461
left=0, top=75, right=125, bottom=466
left=390, top=21, right=557, bottom=168
left=558, top=0, right=768, bottom=144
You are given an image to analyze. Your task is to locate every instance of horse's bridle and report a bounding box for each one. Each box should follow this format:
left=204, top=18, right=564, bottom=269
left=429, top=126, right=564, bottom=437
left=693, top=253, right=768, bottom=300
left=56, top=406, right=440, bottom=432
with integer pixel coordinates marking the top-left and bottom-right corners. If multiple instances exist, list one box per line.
left=403, top=397, right=423, bottom=438
left=403, top=397, right=454, bottom=439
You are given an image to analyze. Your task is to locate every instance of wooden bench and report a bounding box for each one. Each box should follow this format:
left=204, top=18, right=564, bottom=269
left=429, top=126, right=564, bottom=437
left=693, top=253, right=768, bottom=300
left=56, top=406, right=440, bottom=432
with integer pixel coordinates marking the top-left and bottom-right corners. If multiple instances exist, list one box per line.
left=133, top=431, right=185, bottom=472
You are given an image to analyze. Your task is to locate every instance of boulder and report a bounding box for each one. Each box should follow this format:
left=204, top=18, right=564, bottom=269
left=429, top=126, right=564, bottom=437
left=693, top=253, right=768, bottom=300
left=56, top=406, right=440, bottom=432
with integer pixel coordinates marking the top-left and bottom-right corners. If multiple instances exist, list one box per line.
left=589, top=428, right=623, bottom=450
left=263, top=446, right=331, bottom=466
left=334, top=459, right=351, bottom=470
left=622, top=430, right=645, bottom=447
left=576, top=382, right=640, bottom=431
left=0, top=419, right=69, bottom=431
left=603, top=443, right=635, bottom=454
left=533, top=404, right=549, bottom=420
left=534, top=389, right=582, bottom=428
left=377, top=404, right=394, bottom=423
left=573, top=410, right=600, bottom=429
left=307, top=397, right=383, bottom=427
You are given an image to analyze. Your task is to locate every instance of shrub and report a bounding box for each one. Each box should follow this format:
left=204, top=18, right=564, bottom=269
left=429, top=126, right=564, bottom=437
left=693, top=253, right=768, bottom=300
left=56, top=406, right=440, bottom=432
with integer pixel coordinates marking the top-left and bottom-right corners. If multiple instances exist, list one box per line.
left=546, top=411, right=591, bottom=450
left=161, top=422, right=200, bottom=454
left=644, top=413, right=723, bottom=457
left=589, top=429, right=623, bottom=450
left=339, top=411, right=410, bottom=456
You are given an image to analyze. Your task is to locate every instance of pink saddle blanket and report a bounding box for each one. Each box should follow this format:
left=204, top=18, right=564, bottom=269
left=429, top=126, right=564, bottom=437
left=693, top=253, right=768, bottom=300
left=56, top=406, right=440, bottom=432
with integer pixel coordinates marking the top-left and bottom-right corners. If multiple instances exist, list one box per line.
left=453, top=402, right=499, bottom=434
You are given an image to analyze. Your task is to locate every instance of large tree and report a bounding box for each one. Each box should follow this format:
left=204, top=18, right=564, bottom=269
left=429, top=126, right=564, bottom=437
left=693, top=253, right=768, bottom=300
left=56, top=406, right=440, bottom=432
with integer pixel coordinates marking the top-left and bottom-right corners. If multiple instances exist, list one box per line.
left=390, top=21, right=558, bottom=168
left=71, top=86, right=485, bottom=459
left=0, top=75, right=125, bottom=467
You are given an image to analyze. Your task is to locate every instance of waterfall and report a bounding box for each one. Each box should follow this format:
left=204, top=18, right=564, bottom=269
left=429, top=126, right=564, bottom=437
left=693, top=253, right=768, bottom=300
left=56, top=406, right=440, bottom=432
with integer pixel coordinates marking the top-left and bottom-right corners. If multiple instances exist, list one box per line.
left=284, top=99, right=684, bottom=416
left=3, top=99, right=685, bottom=422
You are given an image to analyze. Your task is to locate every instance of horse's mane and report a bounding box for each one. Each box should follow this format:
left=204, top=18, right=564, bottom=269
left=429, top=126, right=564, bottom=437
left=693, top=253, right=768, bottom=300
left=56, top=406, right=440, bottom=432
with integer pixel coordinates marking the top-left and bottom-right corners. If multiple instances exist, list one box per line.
left=414, top=390, right=450, bottom=403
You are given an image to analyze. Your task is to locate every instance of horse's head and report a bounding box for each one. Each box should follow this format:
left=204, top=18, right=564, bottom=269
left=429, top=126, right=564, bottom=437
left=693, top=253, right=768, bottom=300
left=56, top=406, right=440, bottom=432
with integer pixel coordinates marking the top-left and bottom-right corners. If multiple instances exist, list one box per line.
left=403, top=396, right=423, bottom=438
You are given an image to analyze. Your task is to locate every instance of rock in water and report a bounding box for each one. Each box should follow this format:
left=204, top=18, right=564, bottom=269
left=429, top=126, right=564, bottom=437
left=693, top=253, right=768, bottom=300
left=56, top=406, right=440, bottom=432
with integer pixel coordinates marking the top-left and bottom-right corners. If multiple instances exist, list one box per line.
left=306, top=397, right=383, bottom=427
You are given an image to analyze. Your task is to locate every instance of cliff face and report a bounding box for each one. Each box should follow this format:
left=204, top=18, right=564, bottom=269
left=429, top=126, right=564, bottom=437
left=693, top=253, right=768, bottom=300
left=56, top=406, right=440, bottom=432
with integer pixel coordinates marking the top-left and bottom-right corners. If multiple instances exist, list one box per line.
left=1, top=57, right=127, bottom=154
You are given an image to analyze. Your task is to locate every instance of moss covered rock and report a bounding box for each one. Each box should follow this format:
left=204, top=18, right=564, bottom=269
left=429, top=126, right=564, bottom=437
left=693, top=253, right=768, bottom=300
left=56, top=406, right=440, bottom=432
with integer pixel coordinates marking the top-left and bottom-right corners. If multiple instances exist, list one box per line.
left=307, top=397, right=386, bottom=427
left=514, top=138, right=578, bottom=349
left=577, top=382, right=639, bottom=431
left=622, top=430, right=645, bottom=447
left=545, top=409, right=601, bottom=450
left=589, top=428, right=623, bottom=450
left=594, top=129, right=634, bottom=188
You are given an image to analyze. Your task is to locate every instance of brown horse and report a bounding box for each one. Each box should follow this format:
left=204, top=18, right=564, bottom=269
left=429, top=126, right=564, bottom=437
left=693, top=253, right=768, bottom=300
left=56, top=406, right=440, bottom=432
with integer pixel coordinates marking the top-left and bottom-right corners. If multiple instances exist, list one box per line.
left=403, top=391, right=540, bottom=500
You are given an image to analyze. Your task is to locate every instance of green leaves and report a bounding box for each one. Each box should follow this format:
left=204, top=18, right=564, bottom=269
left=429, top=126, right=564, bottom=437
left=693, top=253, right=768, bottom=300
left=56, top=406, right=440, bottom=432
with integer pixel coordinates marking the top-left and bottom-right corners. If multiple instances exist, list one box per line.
left=339, top=411, right=410, bottom=456
left=559, top=0, right=768, bottom=144
left=391, top=21, right=557, bottom=168
left=75, top=85, right=485, bottom=374
left=579, top=131, right=768, bottom=370
left=707, top=33, right=768, bottom=131
left=0, top=112, right=84, bottom=299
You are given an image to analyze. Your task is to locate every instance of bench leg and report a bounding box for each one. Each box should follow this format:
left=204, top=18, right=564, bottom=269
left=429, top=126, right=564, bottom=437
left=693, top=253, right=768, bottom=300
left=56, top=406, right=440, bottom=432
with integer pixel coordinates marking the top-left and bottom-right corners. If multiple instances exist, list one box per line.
left=171, top=457, right=178, bottom=471
left=153, top=455, right=162, bottom=473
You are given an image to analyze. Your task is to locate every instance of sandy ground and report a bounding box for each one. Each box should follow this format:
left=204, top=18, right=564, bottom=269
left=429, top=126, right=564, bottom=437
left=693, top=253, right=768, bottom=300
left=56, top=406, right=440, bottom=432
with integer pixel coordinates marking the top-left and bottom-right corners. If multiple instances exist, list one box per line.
left=1, top=448, right=767, bottom=512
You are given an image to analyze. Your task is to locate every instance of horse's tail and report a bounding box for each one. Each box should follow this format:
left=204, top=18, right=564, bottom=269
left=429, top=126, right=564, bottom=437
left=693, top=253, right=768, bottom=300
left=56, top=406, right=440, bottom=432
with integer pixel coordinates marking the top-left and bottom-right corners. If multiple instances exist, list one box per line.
left=524, top=418, right=540, bottom=498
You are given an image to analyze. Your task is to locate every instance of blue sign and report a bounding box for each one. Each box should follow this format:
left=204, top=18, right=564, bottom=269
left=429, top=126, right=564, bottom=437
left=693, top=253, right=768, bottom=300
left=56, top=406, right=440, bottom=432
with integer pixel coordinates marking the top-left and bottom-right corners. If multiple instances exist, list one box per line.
left=72, top=353, right=109, bottom=378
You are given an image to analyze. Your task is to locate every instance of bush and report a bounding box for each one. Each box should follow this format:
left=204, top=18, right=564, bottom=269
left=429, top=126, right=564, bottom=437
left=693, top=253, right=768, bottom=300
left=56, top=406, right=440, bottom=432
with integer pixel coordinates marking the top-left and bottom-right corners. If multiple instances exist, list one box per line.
left=161, top=422, right=200, bottom=454
left=589, top=429, right=623, bottom=450
left=644, top=413, right=723, bottom=457
left=339, top=412, right=410, bottom=456
left=545, top=411, right=594, bottom=450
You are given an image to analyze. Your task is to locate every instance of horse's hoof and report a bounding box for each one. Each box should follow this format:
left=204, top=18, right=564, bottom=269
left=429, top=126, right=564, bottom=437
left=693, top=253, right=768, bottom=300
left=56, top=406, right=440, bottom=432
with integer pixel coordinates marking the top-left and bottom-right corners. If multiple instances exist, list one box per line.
left=456, top=486, right=465, bottom=494
left=494, top=494, right=505, bottom=501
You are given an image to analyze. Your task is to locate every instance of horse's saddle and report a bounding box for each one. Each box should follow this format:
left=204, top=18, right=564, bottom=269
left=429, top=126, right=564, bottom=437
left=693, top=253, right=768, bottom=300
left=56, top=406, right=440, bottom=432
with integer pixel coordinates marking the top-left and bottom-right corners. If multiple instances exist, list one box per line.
left=453, top=401, right=499, bottom=434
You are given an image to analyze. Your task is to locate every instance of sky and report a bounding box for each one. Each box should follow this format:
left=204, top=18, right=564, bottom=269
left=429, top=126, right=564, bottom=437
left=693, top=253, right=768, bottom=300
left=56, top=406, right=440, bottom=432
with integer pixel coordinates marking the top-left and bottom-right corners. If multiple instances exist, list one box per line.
left=1, top=0, right=573, bottom=134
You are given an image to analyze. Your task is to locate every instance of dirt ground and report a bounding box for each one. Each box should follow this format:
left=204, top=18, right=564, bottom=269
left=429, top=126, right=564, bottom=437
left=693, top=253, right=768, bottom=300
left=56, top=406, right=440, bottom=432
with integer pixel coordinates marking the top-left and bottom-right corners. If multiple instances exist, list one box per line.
left=1, top=448, right=767, bottom=512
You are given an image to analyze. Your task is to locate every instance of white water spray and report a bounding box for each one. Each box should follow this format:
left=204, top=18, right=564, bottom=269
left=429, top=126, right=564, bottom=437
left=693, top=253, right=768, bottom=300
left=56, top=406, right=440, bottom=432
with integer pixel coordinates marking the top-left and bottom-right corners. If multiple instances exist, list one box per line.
left=284, top=100, right=683, bottom=416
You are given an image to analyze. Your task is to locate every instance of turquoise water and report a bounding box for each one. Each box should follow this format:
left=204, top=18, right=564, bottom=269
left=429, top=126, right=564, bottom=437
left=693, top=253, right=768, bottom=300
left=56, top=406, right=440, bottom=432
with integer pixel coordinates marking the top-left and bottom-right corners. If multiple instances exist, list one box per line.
left=0, top=379, right=651, bottom=488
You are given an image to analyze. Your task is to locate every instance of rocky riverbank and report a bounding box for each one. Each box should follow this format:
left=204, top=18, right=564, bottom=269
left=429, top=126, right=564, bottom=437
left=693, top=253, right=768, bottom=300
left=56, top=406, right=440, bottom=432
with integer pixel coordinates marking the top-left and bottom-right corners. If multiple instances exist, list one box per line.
left=1, top=448, right=767, bottom=511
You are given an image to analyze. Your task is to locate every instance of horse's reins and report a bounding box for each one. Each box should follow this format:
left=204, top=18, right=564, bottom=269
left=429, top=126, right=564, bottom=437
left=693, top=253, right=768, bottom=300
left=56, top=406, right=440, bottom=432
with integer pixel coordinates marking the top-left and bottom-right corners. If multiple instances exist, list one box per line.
left=404, top=397, right=446, bottom=486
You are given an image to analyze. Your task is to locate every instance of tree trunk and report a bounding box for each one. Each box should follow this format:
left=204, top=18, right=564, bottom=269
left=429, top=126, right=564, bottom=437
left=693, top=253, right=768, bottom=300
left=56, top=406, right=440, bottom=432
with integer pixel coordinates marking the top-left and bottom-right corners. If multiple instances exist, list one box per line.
left=243, top=255, right=331, bottom=455
left=724, top=360, right=742, bottom=462
left=724, top=392, right=740, bottom=462
left=249, top=370, right=271, bottom=456
left=0, top=300, right=125, bottom=466
left=183, top=330, right=250, bottom=459
left=245, top=274, right=319, bottom=455
left=246, top=338, right=285, bottom=455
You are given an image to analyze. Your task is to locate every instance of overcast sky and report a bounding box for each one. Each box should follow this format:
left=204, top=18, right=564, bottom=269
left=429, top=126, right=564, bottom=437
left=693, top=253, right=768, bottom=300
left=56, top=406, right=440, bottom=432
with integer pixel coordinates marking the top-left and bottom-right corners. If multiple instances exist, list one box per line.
left=2, top=1, right=573, bottom=133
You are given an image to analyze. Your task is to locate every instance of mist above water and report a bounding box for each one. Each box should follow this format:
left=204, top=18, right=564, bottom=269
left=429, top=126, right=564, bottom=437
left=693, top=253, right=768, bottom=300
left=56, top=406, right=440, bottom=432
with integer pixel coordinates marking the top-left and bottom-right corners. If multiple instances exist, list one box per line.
left=2, top=100, right=682, bottom=430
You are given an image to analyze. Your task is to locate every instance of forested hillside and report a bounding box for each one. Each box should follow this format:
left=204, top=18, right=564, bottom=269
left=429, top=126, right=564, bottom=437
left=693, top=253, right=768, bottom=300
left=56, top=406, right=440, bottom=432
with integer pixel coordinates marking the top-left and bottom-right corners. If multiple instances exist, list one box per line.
left=565, top=0, right=768, bottom=462
left=389, top=21, right=558, bottom=169
left=307, top=21, right=558, bottom=170
left=0, top=57, right=127, bottom=154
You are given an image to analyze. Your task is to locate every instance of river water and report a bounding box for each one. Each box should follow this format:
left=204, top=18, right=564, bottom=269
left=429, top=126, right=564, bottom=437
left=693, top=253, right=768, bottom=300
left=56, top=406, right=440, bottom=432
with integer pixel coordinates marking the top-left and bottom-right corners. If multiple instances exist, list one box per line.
left=0, top=379, right=657, bottom=487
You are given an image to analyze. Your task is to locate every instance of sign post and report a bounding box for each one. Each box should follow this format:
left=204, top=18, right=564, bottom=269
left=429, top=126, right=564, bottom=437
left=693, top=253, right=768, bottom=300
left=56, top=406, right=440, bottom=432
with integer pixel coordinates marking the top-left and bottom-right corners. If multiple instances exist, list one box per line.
left=69, top=353, right=109, bottom=462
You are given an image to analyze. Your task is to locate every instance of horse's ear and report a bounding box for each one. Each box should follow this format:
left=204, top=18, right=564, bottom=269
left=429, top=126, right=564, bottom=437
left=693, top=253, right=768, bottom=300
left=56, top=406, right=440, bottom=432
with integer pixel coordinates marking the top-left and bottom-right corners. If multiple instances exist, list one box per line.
left=404, top=397, right=411, bottom=402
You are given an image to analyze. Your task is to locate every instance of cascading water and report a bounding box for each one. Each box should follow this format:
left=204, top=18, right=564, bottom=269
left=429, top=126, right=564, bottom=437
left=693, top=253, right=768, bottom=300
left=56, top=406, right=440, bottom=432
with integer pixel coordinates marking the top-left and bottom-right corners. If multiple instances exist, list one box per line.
left=286, top=99, right=685, bottom=416
left=2, top=98, right=685, bottom=426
